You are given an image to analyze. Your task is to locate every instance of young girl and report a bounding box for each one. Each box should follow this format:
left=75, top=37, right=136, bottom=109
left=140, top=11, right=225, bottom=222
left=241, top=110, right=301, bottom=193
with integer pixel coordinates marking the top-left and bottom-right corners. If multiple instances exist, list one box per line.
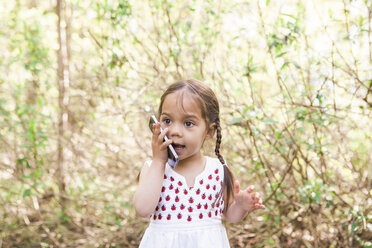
left=133, top=79, right=265, bottom=248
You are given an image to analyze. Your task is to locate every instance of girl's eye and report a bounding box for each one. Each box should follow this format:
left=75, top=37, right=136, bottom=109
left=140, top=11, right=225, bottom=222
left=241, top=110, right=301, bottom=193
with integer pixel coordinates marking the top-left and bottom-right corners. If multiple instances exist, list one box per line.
left=184, top=121, right=194, bottom=127
left=162, top=118, right=172, bottom=125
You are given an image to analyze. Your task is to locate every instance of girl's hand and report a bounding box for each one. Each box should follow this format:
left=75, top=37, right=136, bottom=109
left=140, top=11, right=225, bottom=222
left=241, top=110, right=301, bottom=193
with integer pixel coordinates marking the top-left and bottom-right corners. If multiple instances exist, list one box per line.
left=151, top=123, right=172, bottom=165
left=233, top=180, right=265, bottom=212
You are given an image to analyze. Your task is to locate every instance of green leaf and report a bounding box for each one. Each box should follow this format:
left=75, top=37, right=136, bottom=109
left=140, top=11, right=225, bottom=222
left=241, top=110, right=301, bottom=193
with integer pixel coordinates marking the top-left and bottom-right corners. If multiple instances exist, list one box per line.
left=276, top=51, right=287, bottom=58
left=229, top=117, right=244, bottom=125
left=281, top=13, right=297, bottom=21
left=280, top=61, right=290, bottom=70
left=243, top=105, right=254, bottom=113
left=275, top=130, right=282, bottom=139
left=278, top=146, right=288, bottom=153
left=104, top=205, right=114, bottom=211
left=120, top=202, right=133, bottom=209
left=115, top=219, right=122, bottom=227
left=263, top=118, right=278, bottom=124
left=23, top=189, right=31, bottom=198
left=367, top=80, right=372, bottom=88
left=359, top=15, right=364, bottom=26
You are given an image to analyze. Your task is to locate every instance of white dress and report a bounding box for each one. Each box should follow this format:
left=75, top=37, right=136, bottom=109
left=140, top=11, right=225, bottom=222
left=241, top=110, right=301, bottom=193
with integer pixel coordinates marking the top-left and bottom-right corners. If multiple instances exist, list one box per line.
left=139, top=156, right=231, bottom=248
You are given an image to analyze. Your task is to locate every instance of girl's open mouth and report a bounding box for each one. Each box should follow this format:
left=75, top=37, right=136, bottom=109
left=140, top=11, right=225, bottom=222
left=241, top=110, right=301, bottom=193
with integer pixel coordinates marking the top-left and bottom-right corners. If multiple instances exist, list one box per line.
left=173, top=144, right=185, bottom=153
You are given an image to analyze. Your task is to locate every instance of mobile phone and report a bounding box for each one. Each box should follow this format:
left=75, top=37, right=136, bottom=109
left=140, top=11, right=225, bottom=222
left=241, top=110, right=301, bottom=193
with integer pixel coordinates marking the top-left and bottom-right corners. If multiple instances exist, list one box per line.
left=149, top=115, right=179, bottom=168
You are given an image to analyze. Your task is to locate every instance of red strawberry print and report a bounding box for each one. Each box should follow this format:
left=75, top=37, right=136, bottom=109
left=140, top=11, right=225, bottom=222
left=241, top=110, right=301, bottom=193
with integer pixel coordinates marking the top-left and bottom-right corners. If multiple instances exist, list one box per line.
left=199, top=213, right=203, bottom=219
left=178, top=181, right=183, bottom=186
left=161, top=186, right=165, bottom=192
left=215, top=210, right=218, bottom=216
left=196, top=188, right=201, bottom=195
left=177, top=213, right=182, bottom=219
left=208, top=174, right=213, bottom=180
left=164, top=175, right=167, bottom=179
left=189, top=197, right=194, bottom=204
left=211, top=203, right=215, bottom=208
left=215, top=193, right=219, bottom=199
left=204, top=203, right=208, bottom=209
left=202, top=193, right=206, bottom=200
left=206, top=184, right=210, bottom=190
left=153, top=215, right=157, bottom=220
left=208, top=194, right=212, bottom=200
left=208, top=212, right=212, bottom=218
left=216, top=176, right=220, bottom=181
left=158, top=213, right=162, bottom=220
left=188, top=206, right=193, bottom=212
left=216, top=202, right=220, bottom=208
left=215, top=169, right=219, bottom=174
left=187, top=216, right=192, bottom=222
left=169, top=184, right=174, bottom=190
left=213, top=185, right=217, bottom=191
left=156, top=206, right=159, bottom=211
left=199, top=179, right=204, bottom=185
left=175, top=196, right=180, bottom=202
left=167, top=214, right=171, bottom=220
left=171, top=204, right=176, bottom=211
left=170, top=176, right=175, bottom=182
left=165, top=195, right=171, bottom=201
left=175, top=188, right=180, bottom=194
left=161, top=205, right=166, bottom=211
left=180, top=204, right=185, bottom=210
left=184, top=189, right=188, bottom=195
left=197, top=203, right=202, bottom=209
left=159, top=197, right=162, bottom=202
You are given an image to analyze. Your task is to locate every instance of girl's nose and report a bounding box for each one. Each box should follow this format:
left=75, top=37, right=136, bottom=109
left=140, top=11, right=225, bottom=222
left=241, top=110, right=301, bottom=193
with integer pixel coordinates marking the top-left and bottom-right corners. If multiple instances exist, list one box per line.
left=169, top=122, right=182, bottom=137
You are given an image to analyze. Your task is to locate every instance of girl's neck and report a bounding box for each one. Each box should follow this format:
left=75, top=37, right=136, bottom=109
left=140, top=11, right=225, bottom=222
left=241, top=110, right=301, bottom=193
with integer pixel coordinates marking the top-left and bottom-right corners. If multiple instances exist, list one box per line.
left=174, top=152, right=206, bottom=175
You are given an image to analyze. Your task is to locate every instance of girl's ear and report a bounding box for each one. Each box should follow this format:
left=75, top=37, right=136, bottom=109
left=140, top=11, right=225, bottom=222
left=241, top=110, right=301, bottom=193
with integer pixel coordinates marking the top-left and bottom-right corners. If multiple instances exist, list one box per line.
left=205, top=122, right=216, bottom=140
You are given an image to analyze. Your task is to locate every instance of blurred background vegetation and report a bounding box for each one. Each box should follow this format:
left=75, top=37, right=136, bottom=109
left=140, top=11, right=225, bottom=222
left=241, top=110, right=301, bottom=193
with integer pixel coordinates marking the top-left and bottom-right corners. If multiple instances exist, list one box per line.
left=0, top=0, right=371, bottom=247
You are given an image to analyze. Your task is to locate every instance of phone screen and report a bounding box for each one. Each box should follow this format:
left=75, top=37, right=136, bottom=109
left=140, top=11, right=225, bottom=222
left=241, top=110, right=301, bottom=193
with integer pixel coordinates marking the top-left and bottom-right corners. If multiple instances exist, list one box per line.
left=149, top=115, right=179, bottom=168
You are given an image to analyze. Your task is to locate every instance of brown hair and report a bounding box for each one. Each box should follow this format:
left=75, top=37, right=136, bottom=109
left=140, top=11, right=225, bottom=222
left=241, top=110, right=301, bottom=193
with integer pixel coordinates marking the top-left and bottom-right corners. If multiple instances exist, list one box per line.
left=158, top=79, right=235, bottom=210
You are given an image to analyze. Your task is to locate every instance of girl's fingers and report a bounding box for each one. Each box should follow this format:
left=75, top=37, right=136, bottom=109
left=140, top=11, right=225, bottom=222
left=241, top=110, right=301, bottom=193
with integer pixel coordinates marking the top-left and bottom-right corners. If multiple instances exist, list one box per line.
left=234, top=180, right=240, bottom=194
left=258, top=204, right=265, bottom=210
left=236, top=184, right=265, bottom=211
left=246, top=185, right=255, bottom=193
left=153, top=124, right=169, bottom=145
left=253, top=192, right=260, bottom=201
left=160, top=139, right=173, bottom=149
left=157, top=127, right=168, bottom=142
left=153, top=123, right=160, bottom=134
left=254, top=204, right=265, bottom=210
left=152, top=123, right=161, bottom=141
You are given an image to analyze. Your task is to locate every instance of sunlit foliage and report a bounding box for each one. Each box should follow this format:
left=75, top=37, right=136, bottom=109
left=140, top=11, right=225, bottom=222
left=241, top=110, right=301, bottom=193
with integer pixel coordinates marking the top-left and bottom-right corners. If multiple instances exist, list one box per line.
left=0, top=0, right=371, bottom=247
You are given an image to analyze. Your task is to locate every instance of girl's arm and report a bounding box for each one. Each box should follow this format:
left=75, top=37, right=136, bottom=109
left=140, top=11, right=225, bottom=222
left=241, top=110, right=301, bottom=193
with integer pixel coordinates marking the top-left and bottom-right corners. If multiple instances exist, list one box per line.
left=224, top=180, right=265, bottom=223
left=133, top=123, right=172, bottom=217
left=133, top=160, right=166, bottom=217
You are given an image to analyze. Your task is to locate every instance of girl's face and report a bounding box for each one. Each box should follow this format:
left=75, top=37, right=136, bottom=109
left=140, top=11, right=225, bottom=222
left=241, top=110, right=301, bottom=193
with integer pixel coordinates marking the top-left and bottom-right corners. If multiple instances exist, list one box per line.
left=160, top=91, right=214, bottom=162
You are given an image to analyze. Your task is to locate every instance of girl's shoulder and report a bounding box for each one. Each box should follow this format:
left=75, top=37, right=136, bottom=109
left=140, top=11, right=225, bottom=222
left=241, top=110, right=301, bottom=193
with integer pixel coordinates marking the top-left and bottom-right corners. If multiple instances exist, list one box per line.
left=205, top=156, right=225, bottom=175
left=206, top=156, right=225, bottom=167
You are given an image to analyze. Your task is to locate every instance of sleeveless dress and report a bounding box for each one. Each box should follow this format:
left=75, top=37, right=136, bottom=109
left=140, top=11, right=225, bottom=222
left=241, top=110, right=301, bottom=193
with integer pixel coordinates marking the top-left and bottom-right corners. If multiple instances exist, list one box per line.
left=139, top=156, right=231, bottom=248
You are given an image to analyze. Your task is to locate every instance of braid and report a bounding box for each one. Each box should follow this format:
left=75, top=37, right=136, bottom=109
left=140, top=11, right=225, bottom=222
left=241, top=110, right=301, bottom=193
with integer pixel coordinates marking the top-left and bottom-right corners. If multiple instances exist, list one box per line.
left=214, top=118, right=235, bottom=211
left=215, top=118, right=225, bottom=165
